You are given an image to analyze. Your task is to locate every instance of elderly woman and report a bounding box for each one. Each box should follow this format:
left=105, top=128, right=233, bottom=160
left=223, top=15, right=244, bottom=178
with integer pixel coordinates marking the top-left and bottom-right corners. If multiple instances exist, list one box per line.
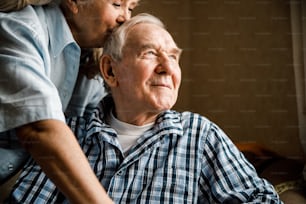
left=0, top=0, right=139, bottom=203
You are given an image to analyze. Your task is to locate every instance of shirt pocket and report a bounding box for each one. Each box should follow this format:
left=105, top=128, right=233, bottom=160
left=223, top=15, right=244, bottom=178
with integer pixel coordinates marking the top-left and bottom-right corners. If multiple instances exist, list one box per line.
left=145, top=167, right=195, bottom=203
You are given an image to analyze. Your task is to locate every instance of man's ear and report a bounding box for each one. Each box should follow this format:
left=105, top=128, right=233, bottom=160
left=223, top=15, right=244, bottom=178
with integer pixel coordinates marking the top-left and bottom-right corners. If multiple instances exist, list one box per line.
left=100, top=55, right=118, bottom=87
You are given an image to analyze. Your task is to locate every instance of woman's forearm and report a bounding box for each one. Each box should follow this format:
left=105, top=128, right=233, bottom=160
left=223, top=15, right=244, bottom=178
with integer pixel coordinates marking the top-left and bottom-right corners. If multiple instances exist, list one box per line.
left=16, top=119, right=114, bottom=204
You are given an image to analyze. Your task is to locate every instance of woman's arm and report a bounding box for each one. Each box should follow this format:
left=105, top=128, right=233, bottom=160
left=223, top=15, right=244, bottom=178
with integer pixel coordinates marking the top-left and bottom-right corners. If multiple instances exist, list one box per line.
left=17, top=119, right=114, bottom=204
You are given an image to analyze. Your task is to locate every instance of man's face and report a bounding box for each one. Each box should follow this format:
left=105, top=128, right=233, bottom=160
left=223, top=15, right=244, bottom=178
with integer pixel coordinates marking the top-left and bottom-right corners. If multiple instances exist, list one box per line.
left=112, top=23, right=182, bottom=114
left=76, top=0, right=139, bottom=47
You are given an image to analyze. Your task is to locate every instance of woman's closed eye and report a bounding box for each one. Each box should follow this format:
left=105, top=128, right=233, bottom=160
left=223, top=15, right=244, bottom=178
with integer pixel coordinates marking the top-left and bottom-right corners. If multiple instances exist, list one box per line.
left=128, top=6, right=136, bottom=12
left=113, top=2, right=137, bottom=13
left=113, top=3, right=121, bottom=8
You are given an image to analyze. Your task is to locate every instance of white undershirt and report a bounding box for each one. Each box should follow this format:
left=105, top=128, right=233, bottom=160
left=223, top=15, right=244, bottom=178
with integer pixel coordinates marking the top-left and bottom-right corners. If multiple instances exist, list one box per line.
left=108, top=111, right=154, bottom=154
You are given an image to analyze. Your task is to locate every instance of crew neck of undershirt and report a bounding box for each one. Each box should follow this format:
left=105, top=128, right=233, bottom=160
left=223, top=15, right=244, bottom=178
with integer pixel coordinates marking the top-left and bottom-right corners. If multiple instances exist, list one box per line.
left=108, top=110, right=154, bottom=154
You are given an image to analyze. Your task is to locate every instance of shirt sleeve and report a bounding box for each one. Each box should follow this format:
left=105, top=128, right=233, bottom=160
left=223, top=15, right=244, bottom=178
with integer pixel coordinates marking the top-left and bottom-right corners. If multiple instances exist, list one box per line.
left=65, top=73, right=106, bottom=118
left=0, top=10, right=65, bottom=132
left=199, top=122, right=283, bottom=204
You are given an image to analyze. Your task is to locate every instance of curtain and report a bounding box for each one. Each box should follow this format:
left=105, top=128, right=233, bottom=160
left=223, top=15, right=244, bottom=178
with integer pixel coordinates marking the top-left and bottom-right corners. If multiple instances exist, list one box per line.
left=290, top=0, right=306, bottom=177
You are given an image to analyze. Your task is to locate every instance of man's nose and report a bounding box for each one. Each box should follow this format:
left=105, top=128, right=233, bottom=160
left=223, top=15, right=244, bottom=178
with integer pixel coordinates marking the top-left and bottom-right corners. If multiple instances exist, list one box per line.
left=156, top=54, right=175, bottom=74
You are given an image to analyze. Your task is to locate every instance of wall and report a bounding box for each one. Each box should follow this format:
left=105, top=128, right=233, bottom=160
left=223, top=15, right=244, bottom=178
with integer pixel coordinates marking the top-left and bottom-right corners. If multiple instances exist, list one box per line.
left=136, top=0, right=305, bottom=159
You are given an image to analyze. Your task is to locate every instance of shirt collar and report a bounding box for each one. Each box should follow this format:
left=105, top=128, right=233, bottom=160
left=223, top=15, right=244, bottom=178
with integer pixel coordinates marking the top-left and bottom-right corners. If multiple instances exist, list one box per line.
left=44, top=5, right=79, bottom=58
left=85, top=95, right=184, bottom=140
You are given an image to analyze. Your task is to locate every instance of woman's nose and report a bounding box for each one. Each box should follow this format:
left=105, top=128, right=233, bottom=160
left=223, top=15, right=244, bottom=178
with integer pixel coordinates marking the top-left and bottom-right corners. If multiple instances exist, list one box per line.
left=117, top=9, right=131, bottom=24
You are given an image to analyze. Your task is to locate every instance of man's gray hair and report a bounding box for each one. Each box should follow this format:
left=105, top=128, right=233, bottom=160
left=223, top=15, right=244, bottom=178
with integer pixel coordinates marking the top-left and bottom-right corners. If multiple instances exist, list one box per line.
left=102, top=13, right=165, bottom=62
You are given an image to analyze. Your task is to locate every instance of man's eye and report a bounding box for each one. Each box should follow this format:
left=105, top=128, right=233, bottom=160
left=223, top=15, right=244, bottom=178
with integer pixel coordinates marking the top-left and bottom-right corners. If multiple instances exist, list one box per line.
left=145, top=51, right=157, bottom=56
left=169, top=55, right=178, bottom=60
left=147, top=51, right=155, bottom=55
left=141, top=50, right=157, bottom=59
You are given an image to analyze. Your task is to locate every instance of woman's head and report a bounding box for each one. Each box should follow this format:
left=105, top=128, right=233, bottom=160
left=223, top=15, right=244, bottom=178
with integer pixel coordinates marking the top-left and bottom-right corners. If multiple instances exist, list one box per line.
left=61, top=0, right=140, bottom=48
left=63, top=0, right=140, bottom=79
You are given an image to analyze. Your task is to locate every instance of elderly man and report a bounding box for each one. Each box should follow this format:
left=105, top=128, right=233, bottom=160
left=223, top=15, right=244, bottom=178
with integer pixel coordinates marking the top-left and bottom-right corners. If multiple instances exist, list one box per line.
left=9, top=13, right=283, bottom=203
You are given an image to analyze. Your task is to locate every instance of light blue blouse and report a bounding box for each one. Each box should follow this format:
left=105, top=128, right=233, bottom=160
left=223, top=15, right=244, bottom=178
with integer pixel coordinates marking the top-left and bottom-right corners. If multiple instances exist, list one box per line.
left=0, top=4, right=105, bottom=133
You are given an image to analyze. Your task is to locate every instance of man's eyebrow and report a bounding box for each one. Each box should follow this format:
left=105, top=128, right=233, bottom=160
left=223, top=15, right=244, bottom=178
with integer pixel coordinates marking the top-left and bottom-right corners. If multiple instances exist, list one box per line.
left=139, top=44, right=182, bottom=54
left=171, top=47, right=183, bottom=56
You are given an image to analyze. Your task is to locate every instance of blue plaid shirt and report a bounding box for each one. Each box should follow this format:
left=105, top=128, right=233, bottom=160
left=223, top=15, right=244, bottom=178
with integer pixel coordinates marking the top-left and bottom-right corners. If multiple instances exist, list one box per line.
left=10, top=97, right=282, bottom=203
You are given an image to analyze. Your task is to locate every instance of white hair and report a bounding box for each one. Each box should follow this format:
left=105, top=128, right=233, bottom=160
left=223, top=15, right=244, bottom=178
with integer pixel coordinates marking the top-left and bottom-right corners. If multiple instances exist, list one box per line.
left=102, top=13, right=165, bottom=62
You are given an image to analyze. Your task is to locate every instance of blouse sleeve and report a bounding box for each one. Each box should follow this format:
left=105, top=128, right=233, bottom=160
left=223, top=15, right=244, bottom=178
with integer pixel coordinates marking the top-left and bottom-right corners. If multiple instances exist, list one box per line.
left=0, top=9, right=65, bottom=132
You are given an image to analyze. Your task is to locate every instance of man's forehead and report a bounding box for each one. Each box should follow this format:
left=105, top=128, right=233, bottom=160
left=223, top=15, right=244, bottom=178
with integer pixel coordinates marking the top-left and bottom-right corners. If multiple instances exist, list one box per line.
left=125, top=36, right=180, bottom=56
left=133, top=24, right=174, bottom=42
left=128, top=23, right=165, bottom=39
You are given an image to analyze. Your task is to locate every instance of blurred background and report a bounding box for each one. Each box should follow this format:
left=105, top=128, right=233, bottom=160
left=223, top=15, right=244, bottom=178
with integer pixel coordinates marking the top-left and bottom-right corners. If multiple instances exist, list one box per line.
left=135, top=0, right=306, bottom=161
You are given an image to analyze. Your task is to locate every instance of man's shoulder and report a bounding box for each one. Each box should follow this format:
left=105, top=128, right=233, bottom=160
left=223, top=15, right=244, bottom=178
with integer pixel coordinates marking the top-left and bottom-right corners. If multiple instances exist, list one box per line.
left=179, top=111, right=225, bottom=136
left=180, top=111, right=211, bottom=124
